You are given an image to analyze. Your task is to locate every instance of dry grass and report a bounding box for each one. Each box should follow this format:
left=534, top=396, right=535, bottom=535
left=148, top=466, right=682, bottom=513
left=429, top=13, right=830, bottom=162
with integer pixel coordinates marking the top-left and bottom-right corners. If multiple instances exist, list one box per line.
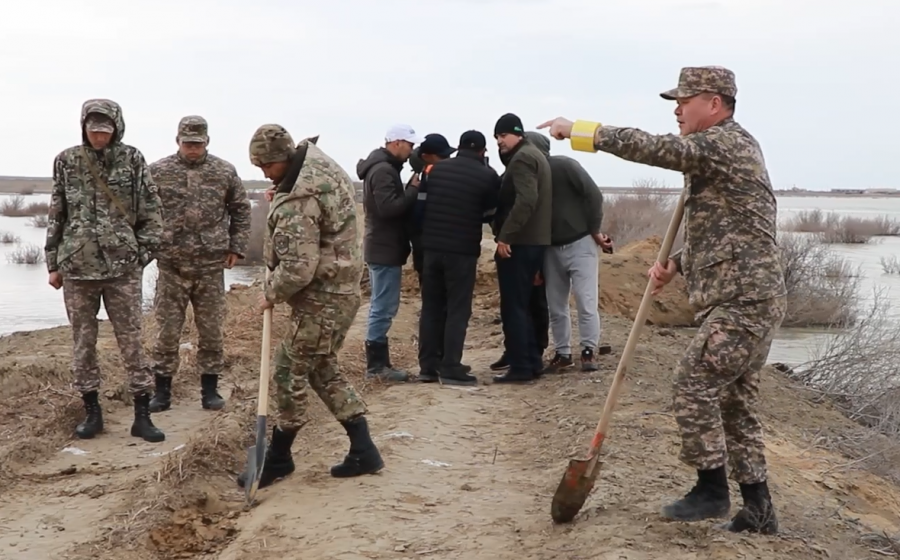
left=601, top=178, right=684, bottom=249
left=784, top=209, right=900, bottom=244
left=0, top=231, right=19, bottom=244
left=5, top=243, right=45, bottom=264
left=0, top=194, right=50, bottom=218
left=29, top=214, right=49, bottom=228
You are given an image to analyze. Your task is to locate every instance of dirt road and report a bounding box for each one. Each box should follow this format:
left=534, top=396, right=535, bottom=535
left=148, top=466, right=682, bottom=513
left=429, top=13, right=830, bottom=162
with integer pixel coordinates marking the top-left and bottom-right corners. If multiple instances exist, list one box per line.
left=1, top=241, right=899, bottom=559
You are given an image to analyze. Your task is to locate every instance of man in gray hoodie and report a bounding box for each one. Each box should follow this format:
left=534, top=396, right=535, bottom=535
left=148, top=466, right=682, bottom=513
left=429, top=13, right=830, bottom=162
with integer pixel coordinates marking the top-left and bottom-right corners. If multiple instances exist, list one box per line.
left=525, top=131, right=612, bottom=373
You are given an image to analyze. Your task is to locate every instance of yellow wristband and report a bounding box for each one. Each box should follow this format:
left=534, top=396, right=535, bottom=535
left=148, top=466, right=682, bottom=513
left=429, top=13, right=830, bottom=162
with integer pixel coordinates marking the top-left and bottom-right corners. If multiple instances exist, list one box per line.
left=570, top=120, right=601, bottom=153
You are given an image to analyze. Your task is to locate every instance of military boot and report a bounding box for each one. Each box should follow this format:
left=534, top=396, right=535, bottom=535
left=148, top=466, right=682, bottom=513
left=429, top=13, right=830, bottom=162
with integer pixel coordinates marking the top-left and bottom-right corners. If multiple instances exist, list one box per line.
left=148, top=374, right=172, bottom=413
left=722, top=481, right=779, bottom=535
left=200, top=373, right=226, bottom=410
left=131, top=392, right=166, bottom=443
left=75, top=390, right=104, bottom=439
left=365, top=340, right=409, bottom=382
left=331, top=415, right=385, bottom=478
left=660, top=466, right=732, bottom=521
left=236, top=426, right=299, bottom=489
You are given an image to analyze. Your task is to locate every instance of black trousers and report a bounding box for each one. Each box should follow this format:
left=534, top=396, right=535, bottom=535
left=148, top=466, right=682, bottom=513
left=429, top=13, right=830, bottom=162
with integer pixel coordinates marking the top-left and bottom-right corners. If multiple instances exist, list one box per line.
left=530, top=281, right=549, bottom=352
left=496, top=245, right=546, bottom=373
left=418, top=251, right=479, bottom=372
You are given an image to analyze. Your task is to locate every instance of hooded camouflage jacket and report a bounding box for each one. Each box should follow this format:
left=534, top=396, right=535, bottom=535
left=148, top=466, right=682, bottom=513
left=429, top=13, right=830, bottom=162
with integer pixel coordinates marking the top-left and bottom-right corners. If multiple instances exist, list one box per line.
left=149, top=151, right=251, bottom=272
left=264, top=141, right=363, bottom=304
left=593, top=117, right=786, bottom=317
left=45, top=99, right=163, bottom=281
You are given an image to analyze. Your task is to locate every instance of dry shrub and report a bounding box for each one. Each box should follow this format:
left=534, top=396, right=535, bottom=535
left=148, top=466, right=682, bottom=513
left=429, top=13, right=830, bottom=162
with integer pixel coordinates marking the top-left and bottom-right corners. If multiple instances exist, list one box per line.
left=0, top=231, right=19, bottom=244
left=6, top=243, right=45, bottom=264
left=789, top=288, right=900, bottom=482
left=19, top=186, right=34, bottom=196
left=881, top=255, right=900, bottom=275
left=0, top=195, right=49, bottom=217
left=601, top=178, right=684, bottom=249
left=779, top=232, right=861, bottom=327
left=785, top=210, right=900, bottom=244
left=242, top=199, right=269, bottom=266
left=29, top=214, right=49, bottom=228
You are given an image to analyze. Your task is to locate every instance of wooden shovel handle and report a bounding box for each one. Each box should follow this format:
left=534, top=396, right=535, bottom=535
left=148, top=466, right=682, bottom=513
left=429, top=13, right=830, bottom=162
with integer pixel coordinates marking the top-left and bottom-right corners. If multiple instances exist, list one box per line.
left=257, top=268, right=273, bottom=416
left=586, top=190, right=686, bottom=457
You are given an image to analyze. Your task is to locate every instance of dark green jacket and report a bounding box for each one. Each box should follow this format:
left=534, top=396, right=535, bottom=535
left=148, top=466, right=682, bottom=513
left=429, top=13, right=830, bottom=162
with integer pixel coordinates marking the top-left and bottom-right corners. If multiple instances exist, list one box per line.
left=526, top=132, right=603, bottom=246
left=492, top=137, right=552, bottom=246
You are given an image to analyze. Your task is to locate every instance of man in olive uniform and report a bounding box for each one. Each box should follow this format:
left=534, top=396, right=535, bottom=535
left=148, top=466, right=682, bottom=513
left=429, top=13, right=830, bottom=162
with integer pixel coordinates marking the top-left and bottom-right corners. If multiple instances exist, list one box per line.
left=539, top=66, right=786, bottom=535
left=147, top=116, right=252, bottom=413
left=45, top=98, right=166, bottom=443
left=237, top=124, right=384, bottom=489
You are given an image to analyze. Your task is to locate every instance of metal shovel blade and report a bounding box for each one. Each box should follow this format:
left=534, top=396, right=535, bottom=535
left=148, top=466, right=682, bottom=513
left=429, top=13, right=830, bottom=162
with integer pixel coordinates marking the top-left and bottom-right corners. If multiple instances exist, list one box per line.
left=242, top=415, right=267, bottom=505
left=550, top=455, right=601, bottom=524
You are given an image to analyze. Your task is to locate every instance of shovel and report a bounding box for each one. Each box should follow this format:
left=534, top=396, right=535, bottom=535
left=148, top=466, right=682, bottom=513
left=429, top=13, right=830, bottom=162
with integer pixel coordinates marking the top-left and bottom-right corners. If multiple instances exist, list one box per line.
left=550, top=190, right=686, bottom=524
left=243, top=269, right=273, bottom=505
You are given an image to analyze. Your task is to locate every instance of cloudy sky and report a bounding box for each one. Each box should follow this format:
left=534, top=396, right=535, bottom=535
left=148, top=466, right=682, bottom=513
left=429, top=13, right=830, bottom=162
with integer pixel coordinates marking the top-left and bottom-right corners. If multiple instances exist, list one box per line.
left=1, top=0, right=896, bottom=190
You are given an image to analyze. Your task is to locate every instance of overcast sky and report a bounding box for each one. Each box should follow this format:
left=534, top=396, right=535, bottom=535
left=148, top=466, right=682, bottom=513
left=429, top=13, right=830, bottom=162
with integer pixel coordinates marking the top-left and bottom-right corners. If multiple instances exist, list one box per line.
left=1, top=0, right=896, bottom=190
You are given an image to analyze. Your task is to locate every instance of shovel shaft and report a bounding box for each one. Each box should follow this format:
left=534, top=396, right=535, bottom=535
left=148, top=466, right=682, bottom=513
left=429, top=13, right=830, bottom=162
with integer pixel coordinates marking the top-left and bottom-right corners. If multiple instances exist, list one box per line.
left=585, top=190, right=686, bottom=461
left=257, top=269, right=273, bottom=416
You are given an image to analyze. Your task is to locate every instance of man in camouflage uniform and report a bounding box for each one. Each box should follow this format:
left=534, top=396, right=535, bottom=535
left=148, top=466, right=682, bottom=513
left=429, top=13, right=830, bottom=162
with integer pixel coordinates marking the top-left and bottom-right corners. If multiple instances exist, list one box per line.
left=236, top=124, right=384, bottom=489
left=44, top=98, right=166, bottom=444
left=539, top=66, right=786, bottom=535
left=146, top=116, right=252, bottom=413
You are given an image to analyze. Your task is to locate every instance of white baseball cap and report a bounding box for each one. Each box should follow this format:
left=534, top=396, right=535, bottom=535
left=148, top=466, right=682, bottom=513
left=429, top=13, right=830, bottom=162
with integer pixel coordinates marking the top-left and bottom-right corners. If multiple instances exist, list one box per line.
left=385, top=124, right=423, bottom=145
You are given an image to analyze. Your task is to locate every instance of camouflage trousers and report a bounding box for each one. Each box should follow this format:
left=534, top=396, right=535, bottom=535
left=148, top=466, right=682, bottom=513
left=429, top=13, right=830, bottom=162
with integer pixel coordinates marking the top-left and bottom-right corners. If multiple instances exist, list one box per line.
left=274, top=291, right=367, bottom=431
left=673, top=296, right=787, bottom=484
left=62, top=266, right=153, bottom=394
left=150, top=265, right=225, bottom=378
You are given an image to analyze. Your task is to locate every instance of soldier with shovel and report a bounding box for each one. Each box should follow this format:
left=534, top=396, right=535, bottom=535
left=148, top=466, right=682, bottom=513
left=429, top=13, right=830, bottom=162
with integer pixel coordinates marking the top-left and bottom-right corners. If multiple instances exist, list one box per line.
left=237, top=124, right=384, bottom=490
left=539, top=66, right=786, bottom=534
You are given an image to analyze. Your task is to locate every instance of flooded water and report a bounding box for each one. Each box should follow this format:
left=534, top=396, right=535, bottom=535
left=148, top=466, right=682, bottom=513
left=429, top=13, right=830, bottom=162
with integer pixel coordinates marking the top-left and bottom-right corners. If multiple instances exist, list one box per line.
left=0, top=193, right=260, bottom=336
left=2, top=192, right=900, bottom=367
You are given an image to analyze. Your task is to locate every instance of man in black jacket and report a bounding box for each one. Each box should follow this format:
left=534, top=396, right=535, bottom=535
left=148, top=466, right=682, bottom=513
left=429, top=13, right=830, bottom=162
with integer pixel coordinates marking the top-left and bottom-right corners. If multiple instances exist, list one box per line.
left=409, top=133, right=457, bottom=287
left=417, top=131, right=500, bottom=385
left=491, top=113, right=553, bottom=384
left=356, top=124, right=423, bottom=382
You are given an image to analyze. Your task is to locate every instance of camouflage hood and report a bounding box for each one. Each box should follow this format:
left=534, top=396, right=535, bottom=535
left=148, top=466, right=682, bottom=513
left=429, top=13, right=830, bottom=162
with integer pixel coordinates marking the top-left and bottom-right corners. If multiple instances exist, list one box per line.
left=80, top=98, right=126, bottom=146
left=525, top=131, right=551, bottom=156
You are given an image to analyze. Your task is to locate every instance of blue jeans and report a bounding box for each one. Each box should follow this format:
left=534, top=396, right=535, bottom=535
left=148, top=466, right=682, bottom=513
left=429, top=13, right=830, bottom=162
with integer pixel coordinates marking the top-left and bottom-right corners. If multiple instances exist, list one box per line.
left=366, top=264, right=402, bottom=343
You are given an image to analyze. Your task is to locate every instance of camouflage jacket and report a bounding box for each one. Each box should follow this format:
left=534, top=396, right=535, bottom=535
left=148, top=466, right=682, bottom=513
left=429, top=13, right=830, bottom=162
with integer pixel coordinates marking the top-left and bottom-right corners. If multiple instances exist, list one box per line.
left=45, top=99, right=163, bottom=281
left=594, top=117, right=786, bottom=316
left=265, top=142, right=363, bottom=304
left=149, top=152, right=251, bottom=272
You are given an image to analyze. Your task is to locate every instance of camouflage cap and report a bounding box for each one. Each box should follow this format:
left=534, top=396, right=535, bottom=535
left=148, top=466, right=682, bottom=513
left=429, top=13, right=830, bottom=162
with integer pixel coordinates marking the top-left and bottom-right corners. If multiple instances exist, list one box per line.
left=660, top=66, right=737, bottom=100
left=85, top=114, right=114, bottom=134
left=249, top=124, right=296, bottom=166
left=178, top=115, right=209, bottom=143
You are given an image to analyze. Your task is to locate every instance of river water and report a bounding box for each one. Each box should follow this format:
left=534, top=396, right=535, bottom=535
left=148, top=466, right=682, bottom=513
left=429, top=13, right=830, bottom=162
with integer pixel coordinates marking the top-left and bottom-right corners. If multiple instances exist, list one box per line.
left=2, top=193, right=899, bottom=367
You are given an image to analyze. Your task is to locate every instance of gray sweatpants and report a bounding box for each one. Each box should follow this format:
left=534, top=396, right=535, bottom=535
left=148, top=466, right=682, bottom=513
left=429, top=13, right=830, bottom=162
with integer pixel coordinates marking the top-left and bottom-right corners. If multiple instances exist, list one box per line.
left=543, top=234, right=600, bottom=354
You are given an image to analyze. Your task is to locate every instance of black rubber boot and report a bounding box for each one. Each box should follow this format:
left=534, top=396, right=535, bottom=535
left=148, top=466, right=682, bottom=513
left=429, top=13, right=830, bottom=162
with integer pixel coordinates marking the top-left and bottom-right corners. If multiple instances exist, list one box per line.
left=75, top=390, right=104, bottom=439
left=236, top=426, right=299, bottom=489
left=200, top=374, right=226, bottom=410
left=148, top=374, right=172, bottom=413
left=331, top=415, right=385, bottom=478
left=661, top=466, right=732, bottom=521
left=722, top=481, right=779, bottom=535
left=365, top=340, right=409, bottom=382
left=131, top=392, right=166, bottom=443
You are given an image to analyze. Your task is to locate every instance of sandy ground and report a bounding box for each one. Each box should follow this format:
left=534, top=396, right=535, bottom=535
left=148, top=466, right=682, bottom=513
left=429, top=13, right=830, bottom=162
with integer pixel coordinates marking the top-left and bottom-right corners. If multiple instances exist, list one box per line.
left=1, top=238, right=900, bottom=560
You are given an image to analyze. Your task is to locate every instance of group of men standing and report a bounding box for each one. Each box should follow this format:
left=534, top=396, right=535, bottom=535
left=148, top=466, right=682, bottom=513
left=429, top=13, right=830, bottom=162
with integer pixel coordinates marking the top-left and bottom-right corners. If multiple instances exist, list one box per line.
left=44, top=62, right=787, bottom=537
left=357, top=116, right=613, bottom=386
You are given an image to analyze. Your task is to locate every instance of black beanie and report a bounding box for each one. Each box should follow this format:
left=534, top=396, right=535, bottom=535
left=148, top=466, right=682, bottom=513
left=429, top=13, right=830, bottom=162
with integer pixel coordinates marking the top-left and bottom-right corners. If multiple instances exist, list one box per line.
left=494, top=113, right=524, bottom=137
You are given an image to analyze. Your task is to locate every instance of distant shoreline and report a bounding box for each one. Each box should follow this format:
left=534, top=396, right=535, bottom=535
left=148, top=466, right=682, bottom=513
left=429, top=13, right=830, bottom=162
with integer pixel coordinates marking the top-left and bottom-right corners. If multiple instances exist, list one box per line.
left=0, top=176, right=895, bottom=199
